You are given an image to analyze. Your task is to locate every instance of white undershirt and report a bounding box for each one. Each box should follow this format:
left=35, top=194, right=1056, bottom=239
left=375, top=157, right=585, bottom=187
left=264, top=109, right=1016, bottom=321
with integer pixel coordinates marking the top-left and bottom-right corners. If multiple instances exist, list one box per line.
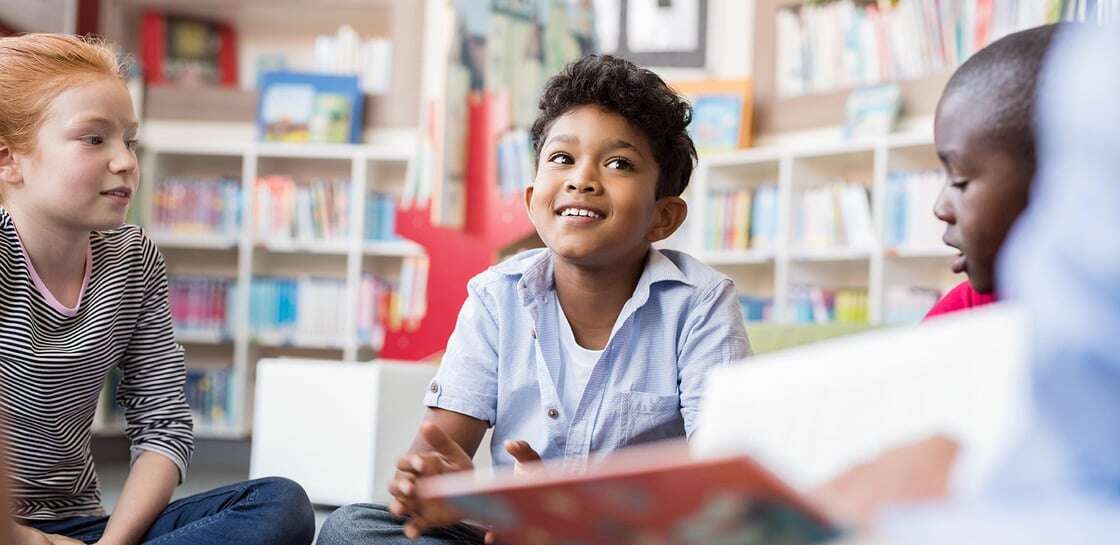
left=557, top=301, right=604, bottom=418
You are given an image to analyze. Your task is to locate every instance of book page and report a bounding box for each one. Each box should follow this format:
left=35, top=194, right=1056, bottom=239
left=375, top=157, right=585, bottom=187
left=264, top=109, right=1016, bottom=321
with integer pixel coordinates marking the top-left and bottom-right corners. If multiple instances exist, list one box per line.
left=693, top=305, right=1030, bottom=494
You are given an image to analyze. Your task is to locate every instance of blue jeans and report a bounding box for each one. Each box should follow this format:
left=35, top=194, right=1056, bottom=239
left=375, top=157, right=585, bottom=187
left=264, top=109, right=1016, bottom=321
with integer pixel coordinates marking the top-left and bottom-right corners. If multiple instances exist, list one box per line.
left=317, top=503, right=484, bottom=545
left=26, top=477, right=315, bottom=545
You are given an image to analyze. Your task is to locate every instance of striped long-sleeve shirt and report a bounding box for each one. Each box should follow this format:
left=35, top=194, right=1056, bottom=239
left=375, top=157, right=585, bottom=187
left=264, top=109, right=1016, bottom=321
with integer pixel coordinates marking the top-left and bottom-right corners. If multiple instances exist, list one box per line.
left=0, top=206, right=194, bottom=520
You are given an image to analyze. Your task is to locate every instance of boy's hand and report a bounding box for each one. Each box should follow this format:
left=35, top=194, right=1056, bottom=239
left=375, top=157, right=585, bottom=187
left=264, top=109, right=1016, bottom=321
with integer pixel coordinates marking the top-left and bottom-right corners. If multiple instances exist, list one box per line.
left=475, top=440, right=543, bottom=544
left=504, top=440, right=542, bottom=476
left=809, top=435, right=959, bottom=528
left=388, top=422, right=475, bottom=539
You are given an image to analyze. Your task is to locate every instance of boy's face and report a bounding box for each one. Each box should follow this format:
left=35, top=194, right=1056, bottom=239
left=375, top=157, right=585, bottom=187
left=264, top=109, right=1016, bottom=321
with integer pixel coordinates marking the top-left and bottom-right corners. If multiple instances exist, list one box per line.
left=525, top=105, right=686, bottom=268
left=0, top=76, right=139, bottom=234
left=933, top=93, right=1033, bottom=294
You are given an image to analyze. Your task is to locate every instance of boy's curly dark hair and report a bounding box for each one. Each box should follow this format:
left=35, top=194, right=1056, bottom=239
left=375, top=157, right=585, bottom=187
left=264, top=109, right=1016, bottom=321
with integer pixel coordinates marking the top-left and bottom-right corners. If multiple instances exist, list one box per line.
left=530, top=54, right=697, bottom=199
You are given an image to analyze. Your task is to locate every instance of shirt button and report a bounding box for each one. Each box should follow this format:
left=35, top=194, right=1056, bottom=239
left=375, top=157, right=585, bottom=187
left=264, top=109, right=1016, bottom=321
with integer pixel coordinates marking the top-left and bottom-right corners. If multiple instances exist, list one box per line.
left=531, top=329, right=537, bottom=339
left=547, top=408, right=559, bottom=419
left=429, top=381, right=439, bottom=393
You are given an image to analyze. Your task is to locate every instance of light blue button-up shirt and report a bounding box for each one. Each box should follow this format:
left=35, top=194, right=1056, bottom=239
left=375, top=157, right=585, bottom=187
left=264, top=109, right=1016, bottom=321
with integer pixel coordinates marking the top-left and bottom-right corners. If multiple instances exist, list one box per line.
left=882, top=24, right=1120, bottom=544
left=424, top=247, right=751, bottom=469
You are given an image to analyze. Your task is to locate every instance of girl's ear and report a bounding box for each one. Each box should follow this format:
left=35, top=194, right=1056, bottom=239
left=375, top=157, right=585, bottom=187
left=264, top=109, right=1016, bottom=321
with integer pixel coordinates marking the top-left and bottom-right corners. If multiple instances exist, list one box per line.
left=0, top=145, right=23, bottom=187
left=646, top=196, right=688, bottom=243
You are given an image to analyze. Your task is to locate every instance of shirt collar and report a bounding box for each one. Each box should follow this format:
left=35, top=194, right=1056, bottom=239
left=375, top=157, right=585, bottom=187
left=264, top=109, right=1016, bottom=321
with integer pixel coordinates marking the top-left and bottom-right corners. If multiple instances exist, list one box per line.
left=496, top=247, right=694, bottom=307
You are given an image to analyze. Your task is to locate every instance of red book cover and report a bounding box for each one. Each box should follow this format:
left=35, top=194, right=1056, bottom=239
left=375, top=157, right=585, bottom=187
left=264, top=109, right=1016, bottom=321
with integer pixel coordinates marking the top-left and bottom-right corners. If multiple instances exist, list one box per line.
left=419, top=441, right=840, bottom=545
left=139, top=12, right=166, bottom=85
left=217, top=23, right=237, bottom=87
left=138, top=12, right=238, bottom=87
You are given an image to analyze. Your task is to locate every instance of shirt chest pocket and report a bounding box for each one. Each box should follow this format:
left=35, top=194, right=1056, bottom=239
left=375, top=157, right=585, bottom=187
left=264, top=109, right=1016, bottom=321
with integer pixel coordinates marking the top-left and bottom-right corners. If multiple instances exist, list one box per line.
left=610, top=391, right=684, bottom=446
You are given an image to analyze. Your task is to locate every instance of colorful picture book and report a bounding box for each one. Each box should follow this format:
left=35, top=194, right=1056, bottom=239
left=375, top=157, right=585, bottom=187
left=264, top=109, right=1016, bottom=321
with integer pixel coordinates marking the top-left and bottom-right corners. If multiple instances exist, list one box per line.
left=151, top=177, right=241, bottom=237
left=672, top=79, right=753, bottom=152
left=258, top=72, right=363, bottom=144
left=140, top=11, right=238, bottom=87
left=419, top=440, right=840, bottom=545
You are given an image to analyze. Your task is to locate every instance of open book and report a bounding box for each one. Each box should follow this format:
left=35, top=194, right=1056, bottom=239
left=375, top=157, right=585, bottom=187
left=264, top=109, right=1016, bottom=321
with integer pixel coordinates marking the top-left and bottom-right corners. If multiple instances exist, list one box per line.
left=418, top=440, right=840, bottom=545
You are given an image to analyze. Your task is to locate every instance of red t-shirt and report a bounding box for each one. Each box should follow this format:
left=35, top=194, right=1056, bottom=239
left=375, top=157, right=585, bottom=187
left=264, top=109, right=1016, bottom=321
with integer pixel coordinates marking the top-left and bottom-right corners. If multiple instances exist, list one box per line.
left=923, top=280, right=998, bottom=320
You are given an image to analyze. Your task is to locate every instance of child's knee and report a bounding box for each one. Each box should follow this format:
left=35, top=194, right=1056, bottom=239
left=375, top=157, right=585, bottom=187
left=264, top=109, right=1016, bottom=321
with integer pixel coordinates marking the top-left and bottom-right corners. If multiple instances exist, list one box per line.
left=253, top=477, right=315, bottom=542
left=319, top=503, right=406, bottom=545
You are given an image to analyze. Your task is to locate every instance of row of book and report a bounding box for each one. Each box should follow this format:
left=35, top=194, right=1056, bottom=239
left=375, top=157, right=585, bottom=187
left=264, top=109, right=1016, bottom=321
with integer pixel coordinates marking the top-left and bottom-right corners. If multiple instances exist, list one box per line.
left=795, top=182, right=874, bottom=250
left=253, top=176, right=351, bottom=242
left=168, top=267, right=426, bottom=351
left=253, top=176, right=401, bottom=242
left=184, top=368, right=235, bottom=428
left=775, top=0, right=1083, bottom=97
left=249, top=277, right=348, bottom=346
left=248, top=265, right=425, bottom=350
left=169, top=276, right=234, bottom=339
left=100, top=368, right=235, bottom=429
left=738, top=286, right=942, bottom=324
left=790, top=286, right=869, bottom=325
left=357, top=257, right=428, bottom=349
left=885, top=170, right=945, bottom=249
left=705, top=185, right=780, bottom=251
left=151, top=177, right=241, bottom=237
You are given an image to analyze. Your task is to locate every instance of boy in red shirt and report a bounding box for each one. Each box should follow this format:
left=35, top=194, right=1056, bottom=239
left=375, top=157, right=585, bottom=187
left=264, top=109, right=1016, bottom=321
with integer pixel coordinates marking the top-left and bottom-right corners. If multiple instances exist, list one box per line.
left=813, top=24, right=1063, bottom=528
left=923, top=25, right=1059, bottom=319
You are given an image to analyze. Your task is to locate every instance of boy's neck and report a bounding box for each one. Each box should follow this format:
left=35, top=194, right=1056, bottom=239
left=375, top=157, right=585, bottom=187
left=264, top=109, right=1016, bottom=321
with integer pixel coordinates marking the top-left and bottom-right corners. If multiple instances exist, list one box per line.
left=6, top=205, right=90, bottom=298
left=552, top=246, right=649, bottom=350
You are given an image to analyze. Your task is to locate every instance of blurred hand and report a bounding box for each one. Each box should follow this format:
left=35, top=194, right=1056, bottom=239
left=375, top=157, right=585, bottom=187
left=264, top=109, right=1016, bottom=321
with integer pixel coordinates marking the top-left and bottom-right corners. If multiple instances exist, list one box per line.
left=387, top=422, right=475, bottom=540
left=504, top=440, right=542, bottom=476
left=476, top=440, right=544, bottom=545
left=810, top=435, right=959, bottom=529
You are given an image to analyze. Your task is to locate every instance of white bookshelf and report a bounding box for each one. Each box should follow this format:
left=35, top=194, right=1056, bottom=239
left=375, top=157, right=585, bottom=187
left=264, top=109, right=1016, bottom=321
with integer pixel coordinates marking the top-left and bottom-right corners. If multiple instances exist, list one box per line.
left=683, top=128, right=961, bottom=326
left=91, top=136, right=419, bottom=439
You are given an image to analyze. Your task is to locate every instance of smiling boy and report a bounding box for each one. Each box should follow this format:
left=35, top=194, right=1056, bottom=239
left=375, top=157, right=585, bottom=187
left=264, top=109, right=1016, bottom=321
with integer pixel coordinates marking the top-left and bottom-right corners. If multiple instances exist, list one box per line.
left=318, top=54, right=752, bottom=545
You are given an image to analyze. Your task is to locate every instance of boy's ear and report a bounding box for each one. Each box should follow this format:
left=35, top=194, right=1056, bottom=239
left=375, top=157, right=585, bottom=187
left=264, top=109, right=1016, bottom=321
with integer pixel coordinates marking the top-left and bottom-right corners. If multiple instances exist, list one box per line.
left=0, top=144, right=23, bottom=186
left=523, top=185, right=536, bottom=225
left=646, top=196, right=688, bottom=243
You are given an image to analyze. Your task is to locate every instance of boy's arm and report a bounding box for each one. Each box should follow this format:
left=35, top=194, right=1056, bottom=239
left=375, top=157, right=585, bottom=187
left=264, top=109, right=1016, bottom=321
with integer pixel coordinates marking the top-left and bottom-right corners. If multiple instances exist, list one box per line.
left=389, top=276, right=504, bottom=536
left=402, top=408, right=490, bottom=461
left=677, top=279, right=752, bottom=438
